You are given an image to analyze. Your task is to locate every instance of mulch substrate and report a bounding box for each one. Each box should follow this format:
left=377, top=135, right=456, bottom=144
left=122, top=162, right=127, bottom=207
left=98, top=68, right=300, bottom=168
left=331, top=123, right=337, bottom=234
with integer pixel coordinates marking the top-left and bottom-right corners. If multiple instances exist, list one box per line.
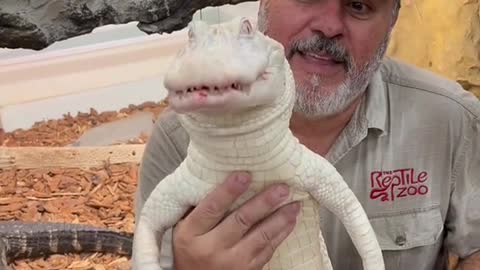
left=0, top=101, right=167, bottom=270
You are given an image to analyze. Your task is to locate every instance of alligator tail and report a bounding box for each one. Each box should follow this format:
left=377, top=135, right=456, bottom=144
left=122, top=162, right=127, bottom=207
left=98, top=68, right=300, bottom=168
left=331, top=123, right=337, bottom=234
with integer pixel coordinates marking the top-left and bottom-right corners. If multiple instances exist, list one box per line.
left=0, top=221, right=133, bottom=262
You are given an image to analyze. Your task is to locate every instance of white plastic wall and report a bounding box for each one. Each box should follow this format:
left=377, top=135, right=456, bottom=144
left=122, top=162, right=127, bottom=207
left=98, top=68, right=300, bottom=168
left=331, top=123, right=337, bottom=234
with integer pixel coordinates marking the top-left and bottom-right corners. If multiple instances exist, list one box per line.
left=0, top=2, right=260, bottom=132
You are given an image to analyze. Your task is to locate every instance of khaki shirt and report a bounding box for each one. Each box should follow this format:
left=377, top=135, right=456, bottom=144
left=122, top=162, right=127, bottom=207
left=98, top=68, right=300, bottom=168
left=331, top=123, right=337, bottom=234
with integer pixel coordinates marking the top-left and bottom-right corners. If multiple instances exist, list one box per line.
left=134, top=57, right=480, bottom=270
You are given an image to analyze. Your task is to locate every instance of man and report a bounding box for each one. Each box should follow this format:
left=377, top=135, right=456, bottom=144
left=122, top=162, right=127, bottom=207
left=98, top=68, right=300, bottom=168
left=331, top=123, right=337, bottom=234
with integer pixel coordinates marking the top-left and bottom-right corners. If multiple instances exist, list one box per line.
left=135, top=0, right=480, bottom=269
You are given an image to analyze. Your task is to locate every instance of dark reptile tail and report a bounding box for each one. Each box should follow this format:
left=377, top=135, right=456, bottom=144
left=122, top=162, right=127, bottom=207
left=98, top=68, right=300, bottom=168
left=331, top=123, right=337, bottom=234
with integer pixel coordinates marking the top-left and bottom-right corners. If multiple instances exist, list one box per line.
left=0, top=221, right=132, bottom=262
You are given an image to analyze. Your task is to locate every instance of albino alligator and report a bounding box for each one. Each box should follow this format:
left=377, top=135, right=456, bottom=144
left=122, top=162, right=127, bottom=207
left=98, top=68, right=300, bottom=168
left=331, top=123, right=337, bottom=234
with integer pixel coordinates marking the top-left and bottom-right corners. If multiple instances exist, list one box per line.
left=0, top=221, right=133, bottom=270
left=132, top=17, right=385, bottom=270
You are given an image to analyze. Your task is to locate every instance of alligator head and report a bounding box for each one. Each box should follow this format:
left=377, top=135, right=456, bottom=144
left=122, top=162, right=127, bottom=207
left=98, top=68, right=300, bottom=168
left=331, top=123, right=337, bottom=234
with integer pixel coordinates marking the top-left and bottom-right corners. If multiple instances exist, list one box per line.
left=163, top=17, right=288, bottom=116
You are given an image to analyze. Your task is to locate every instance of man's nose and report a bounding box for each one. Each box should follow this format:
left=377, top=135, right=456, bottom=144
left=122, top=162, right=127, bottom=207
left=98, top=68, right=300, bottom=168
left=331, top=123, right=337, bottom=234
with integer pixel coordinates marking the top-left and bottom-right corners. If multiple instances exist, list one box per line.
left=309, top=1, right=345, bottom=39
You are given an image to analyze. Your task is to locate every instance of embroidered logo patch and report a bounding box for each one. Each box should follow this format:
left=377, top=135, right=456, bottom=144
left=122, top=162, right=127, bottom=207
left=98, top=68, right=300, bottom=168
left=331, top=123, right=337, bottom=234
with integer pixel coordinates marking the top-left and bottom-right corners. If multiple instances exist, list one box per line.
left=369, top=168, right=429, bottom=202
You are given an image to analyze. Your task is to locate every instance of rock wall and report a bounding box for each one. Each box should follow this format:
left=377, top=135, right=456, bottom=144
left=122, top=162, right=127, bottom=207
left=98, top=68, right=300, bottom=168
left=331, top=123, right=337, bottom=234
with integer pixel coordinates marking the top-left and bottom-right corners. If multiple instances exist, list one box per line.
left=387, top=0, right=480, bottom=97
left=0, top=0, right=254, bottom=50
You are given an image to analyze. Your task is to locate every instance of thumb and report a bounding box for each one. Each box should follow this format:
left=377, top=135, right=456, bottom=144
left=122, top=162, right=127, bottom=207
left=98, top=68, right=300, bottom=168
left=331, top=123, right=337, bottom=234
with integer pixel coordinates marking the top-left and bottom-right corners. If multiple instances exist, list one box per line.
left=182, top=172, right=251, bottom=236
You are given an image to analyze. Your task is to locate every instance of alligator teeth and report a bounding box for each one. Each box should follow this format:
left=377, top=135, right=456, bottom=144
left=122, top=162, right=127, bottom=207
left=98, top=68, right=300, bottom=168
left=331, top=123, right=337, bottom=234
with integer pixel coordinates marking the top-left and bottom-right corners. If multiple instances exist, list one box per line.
left=176, top=82, right=249, bottom=96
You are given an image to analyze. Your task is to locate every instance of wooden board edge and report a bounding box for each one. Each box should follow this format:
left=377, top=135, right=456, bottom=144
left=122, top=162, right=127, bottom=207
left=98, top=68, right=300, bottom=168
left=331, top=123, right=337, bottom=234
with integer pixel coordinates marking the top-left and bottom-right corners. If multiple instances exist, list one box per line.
left=0, top=144, right=145, bottom=169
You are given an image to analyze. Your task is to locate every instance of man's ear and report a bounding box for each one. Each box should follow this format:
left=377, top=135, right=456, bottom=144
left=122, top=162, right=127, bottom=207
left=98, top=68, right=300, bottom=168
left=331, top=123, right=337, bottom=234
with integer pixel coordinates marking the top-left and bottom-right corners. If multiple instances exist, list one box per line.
left=390, top=1, right=401, bottom=27
left=390, top=14, right=399, bottom=28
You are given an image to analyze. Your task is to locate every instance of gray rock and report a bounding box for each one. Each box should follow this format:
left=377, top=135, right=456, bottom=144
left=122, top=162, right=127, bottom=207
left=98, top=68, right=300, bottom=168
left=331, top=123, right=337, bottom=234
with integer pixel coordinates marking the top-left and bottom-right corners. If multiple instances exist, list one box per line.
left=0, top=0, right=254, bottom=50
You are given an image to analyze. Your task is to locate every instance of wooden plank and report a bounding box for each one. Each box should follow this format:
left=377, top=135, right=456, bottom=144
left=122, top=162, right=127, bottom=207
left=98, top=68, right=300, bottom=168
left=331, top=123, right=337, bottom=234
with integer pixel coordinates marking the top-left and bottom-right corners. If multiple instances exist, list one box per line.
left=0, top=145, right=145, bottom=169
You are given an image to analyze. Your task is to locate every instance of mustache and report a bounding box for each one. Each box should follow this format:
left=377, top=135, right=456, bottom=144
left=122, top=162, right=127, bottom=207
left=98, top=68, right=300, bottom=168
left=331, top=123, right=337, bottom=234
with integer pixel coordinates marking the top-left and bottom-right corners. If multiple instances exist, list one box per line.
left=287, top=34, right=353, bottom=71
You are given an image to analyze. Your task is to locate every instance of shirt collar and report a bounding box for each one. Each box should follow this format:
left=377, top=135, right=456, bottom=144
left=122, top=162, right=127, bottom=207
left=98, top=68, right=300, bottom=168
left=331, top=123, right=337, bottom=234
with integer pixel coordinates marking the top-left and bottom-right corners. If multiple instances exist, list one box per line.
left=325, top=68, right=389, bottom=164
left=365, top=68, right=389, bottom=136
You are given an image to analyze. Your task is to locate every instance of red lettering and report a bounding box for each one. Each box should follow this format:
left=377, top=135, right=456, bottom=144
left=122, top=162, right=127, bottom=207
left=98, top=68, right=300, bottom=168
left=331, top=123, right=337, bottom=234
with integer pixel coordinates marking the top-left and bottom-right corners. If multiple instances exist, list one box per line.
left=370, top=188, right=390, bottom=201
left=418, top=171, right=428, bottom=183
left=411, top=170, right=419, bottom=184
left=397, top=187, right=408, bottom=198
left=369, top=168, right=430, bottom=202
left=407, top=186, right=417, bottom=195
left=391, top=175, right=402, bottom=188
left=393, top=168, right=413, bottom=185
left=418, top=185, right=429, bottom=195
left=370, top=171, right=383, bottom=188
left=381, top=175, right=392, bottom=188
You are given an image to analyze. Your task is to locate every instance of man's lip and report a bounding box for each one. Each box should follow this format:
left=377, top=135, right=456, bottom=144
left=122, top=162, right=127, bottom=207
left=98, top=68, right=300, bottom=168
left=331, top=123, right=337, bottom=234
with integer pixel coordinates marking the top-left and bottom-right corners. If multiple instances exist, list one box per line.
left=294, top=51, right=346, bottom=76
left=302, top=51, right=344, bottom=64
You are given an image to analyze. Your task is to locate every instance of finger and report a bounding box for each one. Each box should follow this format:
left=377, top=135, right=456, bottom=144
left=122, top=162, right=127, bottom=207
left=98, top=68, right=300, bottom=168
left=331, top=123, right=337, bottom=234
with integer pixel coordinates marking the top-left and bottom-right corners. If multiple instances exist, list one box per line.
left=182, top=171, right=251, bottom=236
left=184, top=206, right=196, bottom=219
left=212, top=183, right=291, bottom=247
left=240, top=202, right=301, bottom=262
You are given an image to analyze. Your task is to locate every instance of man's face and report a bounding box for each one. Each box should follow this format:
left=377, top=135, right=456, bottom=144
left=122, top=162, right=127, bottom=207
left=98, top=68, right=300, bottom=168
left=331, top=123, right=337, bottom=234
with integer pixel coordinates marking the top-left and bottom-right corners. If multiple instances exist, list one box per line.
left=258, top=0, right=397, bottom=118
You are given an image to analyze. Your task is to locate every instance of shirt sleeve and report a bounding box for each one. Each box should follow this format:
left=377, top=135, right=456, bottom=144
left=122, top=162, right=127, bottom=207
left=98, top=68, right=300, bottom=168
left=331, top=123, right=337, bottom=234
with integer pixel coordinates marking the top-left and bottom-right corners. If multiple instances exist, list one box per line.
left=134, top=109, right=188, bottom=270
left=445, top=113, right=480, bottom=259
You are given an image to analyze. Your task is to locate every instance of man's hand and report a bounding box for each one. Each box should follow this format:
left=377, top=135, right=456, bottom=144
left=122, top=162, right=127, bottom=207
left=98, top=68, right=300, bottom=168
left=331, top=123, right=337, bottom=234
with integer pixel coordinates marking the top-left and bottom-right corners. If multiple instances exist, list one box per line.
left=455, top=251, right=480, bottom=270
left=172, top=171, right=301, bottom=270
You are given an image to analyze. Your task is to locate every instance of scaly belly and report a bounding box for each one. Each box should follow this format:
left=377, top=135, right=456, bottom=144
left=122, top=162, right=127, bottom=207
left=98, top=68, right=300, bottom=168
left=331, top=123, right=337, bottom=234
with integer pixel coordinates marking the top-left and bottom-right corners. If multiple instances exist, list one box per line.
left=181, top=152, right=329, bottom=269
left=265, top=194, right=325, bottom=270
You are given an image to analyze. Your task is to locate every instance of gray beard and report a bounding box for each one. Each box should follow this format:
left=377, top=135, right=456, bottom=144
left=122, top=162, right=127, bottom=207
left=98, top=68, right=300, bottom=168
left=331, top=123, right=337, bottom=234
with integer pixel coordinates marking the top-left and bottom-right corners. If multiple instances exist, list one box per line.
left=293, top=33, right=390, bottom=119
left=257, top=3, right=392, bottom=119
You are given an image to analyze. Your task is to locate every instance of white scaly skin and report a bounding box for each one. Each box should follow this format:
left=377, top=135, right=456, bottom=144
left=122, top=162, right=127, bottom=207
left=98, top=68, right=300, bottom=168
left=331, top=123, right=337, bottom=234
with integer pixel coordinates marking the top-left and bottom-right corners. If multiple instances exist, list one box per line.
left=132, top=17, right=385, bottom=270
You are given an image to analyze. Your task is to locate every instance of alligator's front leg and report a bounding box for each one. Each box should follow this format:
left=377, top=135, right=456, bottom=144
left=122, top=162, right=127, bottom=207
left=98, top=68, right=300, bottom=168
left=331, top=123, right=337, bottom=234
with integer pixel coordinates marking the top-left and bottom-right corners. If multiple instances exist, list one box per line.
left=301, top=152, right=385, bottom=270
left=0, top=238, right=10, bottom=270
left=132, top=170, right=210, bottom=270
